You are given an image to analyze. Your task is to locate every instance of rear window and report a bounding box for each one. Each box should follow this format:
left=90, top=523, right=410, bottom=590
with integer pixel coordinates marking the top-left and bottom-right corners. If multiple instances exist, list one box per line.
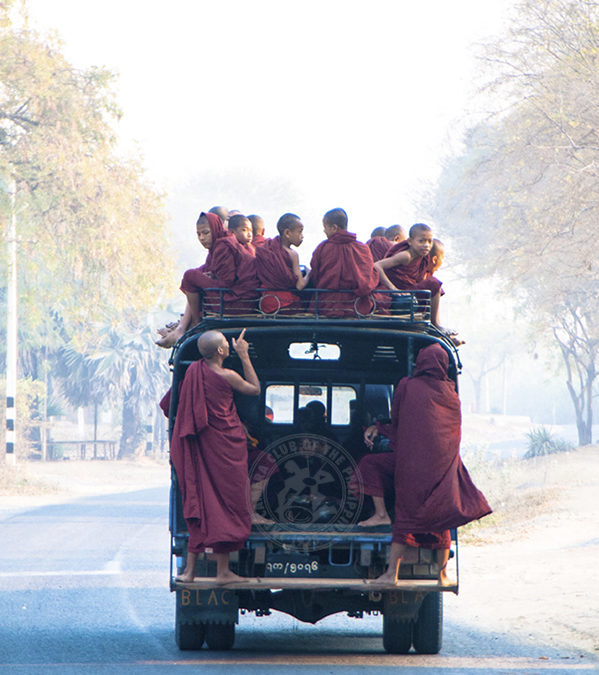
left=265, top=384, right=356, bottom=425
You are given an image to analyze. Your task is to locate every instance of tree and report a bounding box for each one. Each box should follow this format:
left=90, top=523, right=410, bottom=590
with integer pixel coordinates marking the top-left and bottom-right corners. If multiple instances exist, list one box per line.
left=57, top=318, right=171, bottom=459
left=430, top=0, right=599, bottom=444
left=0, top=1, right=176, bottom=343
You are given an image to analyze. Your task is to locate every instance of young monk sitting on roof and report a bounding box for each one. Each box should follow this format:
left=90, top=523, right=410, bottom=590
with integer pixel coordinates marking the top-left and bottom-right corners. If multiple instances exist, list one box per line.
left=375, top=223, right=460, bottom=341
left=256, top=212, right=310, bottom=314
left=367, top=224, right=407, bottom=262
left=171, top=329, right=260, bottom=584
left=310, top=208, right=379, bottom=317
left=157, top=211, right=230, bottom=348
left=248, top=214, right=268, bottom=247
left=202, top=214, right=260, bottom=315
left=361, top=343, right=491, bottom=585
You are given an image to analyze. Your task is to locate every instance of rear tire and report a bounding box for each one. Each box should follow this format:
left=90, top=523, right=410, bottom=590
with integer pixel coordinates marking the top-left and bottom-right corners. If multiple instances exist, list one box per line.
left=175, top=619, right=205, bottom=650
left=412, top=592, right=443, bottom=654
left=204, top=622, right=236, bottom=650
left=382, top=615, right=412, bottom=654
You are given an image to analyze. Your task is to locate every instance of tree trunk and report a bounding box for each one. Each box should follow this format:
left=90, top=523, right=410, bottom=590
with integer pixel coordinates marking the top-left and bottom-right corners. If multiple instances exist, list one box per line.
left=118, top=391, right=144, bottom=459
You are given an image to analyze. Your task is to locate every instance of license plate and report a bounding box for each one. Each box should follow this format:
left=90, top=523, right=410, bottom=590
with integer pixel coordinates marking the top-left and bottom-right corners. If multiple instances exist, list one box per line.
left=264, top=553, right=319, bottom=577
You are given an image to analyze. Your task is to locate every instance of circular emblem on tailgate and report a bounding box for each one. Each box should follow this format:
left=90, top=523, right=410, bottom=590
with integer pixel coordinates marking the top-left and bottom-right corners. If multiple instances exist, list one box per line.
left=249, top=433, right=364, bottom=551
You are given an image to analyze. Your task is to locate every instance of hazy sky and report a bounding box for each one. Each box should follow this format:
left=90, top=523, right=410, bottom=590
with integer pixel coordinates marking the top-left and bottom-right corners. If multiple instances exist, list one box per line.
left=27, top=0, right=513, bottom=257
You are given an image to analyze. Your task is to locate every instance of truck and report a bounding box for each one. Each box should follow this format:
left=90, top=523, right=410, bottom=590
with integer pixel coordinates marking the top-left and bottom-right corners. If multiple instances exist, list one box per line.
left=165, top=287, right=461, bottom=654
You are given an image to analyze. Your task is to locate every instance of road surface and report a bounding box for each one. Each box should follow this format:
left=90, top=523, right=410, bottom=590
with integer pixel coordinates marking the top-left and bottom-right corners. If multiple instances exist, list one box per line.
left=0, top=486, right=595, bottom=674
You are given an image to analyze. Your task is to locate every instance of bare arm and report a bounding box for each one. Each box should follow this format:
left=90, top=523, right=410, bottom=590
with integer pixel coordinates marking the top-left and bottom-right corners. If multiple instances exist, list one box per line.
left=288, top=249, right=310, bottom=290
left=374, top=250, right=411, bottom=291
left=219, top=329, right=260, bottom=396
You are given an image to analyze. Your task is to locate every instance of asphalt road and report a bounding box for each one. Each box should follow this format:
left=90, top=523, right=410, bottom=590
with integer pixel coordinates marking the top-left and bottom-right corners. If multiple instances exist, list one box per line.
left=0, top=487, right=595, bottom=674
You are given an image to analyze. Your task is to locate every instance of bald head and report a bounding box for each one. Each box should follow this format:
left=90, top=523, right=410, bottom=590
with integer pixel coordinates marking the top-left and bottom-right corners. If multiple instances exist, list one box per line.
left=370, top=226, right=385, bottom=238
left=209, top=205, right=229, bottom=222
left=385, top=224, right=406, bottom=242
left=197, top=330, right=227, bottom=359
left=248, top=214, right=265, bottom=237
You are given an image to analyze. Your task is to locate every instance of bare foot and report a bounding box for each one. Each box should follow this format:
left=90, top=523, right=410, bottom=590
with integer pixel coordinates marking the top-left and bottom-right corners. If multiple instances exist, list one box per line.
left=439, top=565, right=452, bottom=586
left=175, top=568, right=196, bottom=583
left=215, top=569, right=245, bottom=585
left=251, top=512, right=275, bottom=525
left=358, top=513, right=391, bottom=527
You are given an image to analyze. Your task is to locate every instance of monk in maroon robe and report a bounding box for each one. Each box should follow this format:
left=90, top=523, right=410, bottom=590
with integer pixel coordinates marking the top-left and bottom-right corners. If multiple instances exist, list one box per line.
left=310, top=208, right=379, bottom=317
left=156, top=211, right=231, bottom=348
left=171, top=329, right=261, bottom=584
left=248, top=214, right=268, bottom=247
left=367, top=235, right=393, bottom=262
left=256, top=213, right=309, bottom=314
left=204, top=214, right=260, bottom=315
left=363, top=343, right=491, bottom=584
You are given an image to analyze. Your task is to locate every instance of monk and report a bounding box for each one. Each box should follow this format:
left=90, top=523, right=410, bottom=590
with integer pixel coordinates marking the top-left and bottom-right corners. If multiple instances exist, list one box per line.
left=367, top=224, right=407, bottom=263
left=310, top=208, right=379, bottom=317
left=156, top=211, right=230, bottom=348
left=362, top=343, right=491, bottom=585
left=171, top=329, right=260, bottom=584
left=205, top=214, right=260, bottom=315
left=256, top=213, right=310, bottom=314
left=248, top=214, right=267, bottom=247
left=374, top=223, right=460, bottom=341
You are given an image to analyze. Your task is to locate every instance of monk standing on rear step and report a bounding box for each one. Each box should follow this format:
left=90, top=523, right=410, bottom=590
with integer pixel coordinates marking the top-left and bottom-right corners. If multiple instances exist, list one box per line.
left=170, top=329, right=260, bottom=584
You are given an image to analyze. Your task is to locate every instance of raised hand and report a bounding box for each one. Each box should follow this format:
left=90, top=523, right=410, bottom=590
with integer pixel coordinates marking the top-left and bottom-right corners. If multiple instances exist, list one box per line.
left=232, top=328, right=249, bottom=357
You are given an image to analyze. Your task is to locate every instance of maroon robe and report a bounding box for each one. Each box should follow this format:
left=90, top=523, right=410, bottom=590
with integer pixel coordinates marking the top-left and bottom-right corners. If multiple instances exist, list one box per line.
left=310, top=231, right=379, bottom=317
left=367, top=236, right=392, bottom=262
left=180, top=212, right=230, bottom=294
left=255, top=236, right=302, bottom=314
left=169, top=360, right=252, bottom=554
left=252, top=234, right=268, bottom=247
left=389, top=344, right=491, bottom=541
left=381, top=240, right=442, bottom=297
left=206, top=236, right=260, bottom=313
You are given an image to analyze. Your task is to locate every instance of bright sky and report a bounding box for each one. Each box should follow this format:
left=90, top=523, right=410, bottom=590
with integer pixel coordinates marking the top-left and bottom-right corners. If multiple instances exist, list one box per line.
left=27, top=0, right=512, bottom=260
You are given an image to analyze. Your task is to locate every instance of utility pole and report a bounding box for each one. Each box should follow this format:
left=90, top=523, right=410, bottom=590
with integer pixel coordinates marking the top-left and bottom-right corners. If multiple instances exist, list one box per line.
left=5, top=177, right=17, bottom=465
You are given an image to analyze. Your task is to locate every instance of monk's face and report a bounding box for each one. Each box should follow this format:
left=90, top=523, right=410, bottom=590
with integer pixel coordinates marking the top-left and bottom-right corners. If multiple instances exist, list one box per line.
left=219, top=335, right=230, bottom=358
left=234, top=219, right=253, bottom=245
left=408, top=230, right=433, bottom=258
left=196, top=220, right=213, bottom=250
left=430, top=248, right=445, bottom=272
left=322, top=218, right=337, bottom=239
left=286, top=223, right=304, bottom=247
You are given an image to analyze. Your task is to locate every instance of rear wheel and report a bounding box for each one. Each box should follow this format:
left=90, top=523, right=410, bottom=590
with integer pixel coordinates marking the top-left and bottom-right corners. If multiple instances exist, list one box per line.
left=382, top=615, right=412, bottom=654
left=412, top=592, right=443, bottom=654
left=175, top=619, right=205, bottom=650
left=204, top=622, right=236, bottom=650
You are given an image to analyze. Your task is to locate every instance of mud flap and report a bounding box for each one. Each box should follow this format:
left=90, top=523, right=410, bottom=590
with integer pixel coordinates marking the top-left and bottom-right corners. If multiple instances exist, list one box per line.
left=176, top=587, right=239, bottom=625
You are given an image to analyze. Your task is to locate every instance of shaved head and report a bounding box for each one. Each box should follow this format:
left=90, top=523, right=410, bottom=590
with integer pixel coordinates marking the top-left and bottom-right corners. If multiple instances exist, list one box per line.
left=409, top=223, right=432, bottom=238
left=209, top=205, right=229, bottom=222
left=370, top=226, right=385, bottom=238
left=248, top=214, right=265, bottom=236
left=197, top=330, right=227, bottom=358
left=385, top=224, right=406, bottom=242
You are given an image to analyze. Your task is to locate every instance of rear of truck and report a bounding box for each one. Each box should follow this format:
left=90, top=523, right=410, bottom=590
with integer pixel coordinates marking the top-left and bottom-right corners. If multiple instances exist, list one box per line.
left=166, top=290, right=460, bottom=653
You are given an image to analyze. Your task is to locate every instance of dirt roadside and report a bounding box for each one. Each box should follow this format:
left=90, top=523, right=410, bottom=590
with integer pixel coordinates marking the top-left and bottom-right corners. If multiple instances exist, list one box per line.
left=0, top=447, right=597, bottom=661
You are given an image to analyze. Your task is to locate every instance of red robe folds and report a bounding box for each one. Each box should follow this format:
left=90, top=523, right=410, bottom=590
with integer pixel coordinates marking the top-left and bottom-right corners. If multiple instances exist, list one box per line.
left=255, top=236, right=302, bottom=314
left=310, top=231, right=379, bottom=317
left=252, top=234, right=268, bottom=247
left=389, top=344, right=491, bottom=541
left=206, top=237, right=259, bottom=313
left=381, top=240, right=441, bottom=297
left=169, top=360, right=252, bottom=554
left=367, top=236, right=392, bottom=262
left=180, top=213, right=230, bottom=294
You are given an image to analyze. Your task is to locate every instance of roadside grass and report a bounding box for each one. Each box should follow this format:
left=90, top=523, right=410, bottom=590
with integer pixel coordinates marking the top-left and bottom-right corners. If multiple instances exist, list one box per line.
left=458, top=444, right=564, bottom=544
left=0, top=462, right=59, bottom=496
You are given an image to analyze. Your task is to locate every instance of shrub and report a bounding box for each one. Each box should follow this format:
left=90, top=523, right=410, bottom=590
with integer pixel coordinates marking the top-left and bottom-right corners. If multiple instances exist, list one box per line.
left=524, top=426, right=574, bottom=459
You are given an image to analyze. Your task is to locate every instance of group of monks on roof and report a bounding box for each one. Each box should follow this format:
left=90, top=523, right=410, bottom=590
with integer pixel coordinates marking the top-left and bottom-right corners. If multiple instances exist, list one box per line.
left=155, top=206, right=463, bottom=348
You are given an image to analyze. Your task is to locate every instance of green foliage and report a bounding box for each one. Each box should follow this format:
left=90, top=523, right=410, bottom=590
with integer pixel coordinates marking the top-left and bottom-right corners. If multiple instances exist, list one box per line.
left=0, top=3, right=177, bottom=346
left=524, top=426, right=574, bottom=458
left=429, top=0, right=599, bottom=444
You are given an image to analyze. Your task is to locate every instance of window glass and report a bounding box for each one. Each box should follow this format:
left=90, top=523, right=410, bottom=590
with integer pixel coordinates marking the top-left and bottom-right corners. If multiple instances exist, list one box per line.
left=331, top=386, right=356, bottom=425
left=288, top=342, right=340, bottom=360
left=265, top=385, right=294, bottom=423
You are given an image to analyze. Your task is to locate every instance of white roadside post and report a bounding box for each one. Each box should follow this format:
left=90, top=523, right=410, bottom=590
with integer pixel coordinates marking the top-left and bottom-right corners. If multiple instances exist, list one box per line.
left=5, top=177, right=17, bottom=465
